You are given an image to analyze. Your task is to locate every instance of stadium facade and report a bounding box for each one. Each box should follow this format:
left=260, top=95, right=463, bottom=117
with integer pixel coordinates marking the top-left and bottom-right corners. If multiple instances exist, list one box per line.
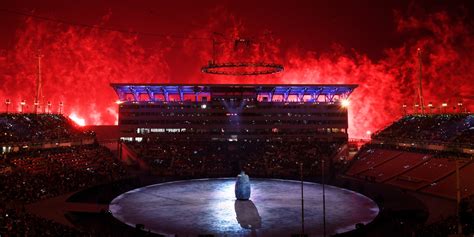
left=111, top=83, right=357, bottom=142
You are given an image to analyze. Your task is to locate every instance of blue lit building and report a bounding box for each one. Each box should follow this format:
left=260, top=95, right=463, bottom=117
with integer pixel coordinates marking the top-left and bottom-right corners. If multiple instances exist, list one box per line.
left=111, top=84, right=357, bottom=142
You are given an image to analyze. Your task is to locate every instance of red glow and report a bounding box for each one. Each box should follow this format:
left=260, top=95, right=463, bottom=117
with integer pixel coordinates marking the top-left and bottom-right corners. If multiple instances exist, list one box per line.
left=68, top=113, right=86, bottom=127
left=0, top=10, right=473, bottom=138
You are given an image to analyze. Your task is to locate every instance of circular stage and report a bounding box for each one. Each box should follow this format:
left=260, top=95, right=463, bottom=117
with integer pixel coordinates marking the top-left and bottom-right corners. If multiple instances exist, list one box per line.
left=109, top=178, right=379, bottom=236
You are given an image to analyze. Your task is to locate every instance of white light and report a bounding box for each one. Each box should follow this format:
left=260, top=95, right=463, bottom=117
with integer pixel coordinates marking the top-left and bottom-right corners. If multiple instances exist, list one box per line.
left=68, top=113, right=86, bottom=127
left=201, top=104, right=207, bottom=109
left=341, top=99, right=350, bottom=107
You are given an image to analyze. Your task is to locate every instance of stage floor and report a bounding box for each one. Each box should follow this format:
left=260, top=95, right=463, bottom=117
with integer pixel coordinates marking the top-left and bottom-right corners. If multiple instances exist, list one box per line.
left=109, top=178, right=379, bottom=236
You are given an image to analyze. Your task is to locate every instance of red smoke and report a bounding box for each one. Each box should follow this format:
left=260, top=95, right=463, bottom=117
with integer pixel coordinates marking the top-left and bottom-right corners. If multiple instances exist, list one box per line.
left=0, top=14, right=171, bottom=125
left=0, top=9, right=473, bottom=138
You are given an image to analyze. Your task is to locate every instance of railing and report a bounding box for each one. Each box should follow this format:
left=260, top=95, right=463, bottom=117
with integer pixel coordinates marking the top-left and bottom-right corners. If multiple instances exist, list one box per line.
left=0, top=136, right=96, bottom=153
left=370, top=138, right=474, bottom=154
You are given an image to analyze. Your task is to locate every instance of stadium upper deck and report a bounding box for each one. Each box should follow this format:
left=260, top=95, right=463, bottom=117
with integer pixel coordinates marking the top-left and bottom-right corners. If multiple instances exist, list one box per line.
left=111, top=83, right=357, bottom=103
left=111, top=84, right=357, bottom=142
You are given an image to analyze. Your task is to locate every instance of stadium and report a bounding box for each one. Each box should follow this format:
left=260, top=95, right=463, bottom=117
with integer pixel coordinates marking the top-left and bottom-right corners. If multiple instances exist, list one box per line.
left=1, top=1, right=474, bottom=237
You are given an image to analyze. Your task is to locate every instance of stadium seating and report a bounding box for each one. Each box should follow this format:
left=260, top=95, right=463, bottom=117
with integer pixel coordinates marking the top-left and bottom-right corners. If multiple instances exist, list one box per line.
left=0, top=113, right=92, bottom=144
left=387, top=157, right=465, bottom=190
left=454, top=128, right=474, bottom=146
left=421, top=161, right=474, bottom=199
left=347, top=113, right=474, bottom=202
left=373, top=114, right=474, bottom=144
left=0, top=113, right=129, bottom=236
left=125, top=139, right=343, bottom=179
left=358, top=151, right=429, bottom=182
left=345, top=148, right=402, bottom=176
left=347, top=144, right=474, bottom=199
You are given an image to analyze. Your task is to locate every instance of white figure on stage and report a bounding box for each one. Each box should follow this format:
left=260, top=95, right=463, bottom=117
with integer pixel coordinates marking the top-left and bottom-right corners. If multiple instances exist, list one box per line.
left=235, top=171, right=251, bottom=200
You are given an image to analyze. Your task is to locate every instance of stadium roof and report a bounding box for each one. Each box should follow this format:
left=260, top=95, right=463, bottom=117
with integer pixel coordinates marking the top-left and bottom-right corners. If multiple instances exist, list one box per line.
left=111, top=83, right=357, bottom=102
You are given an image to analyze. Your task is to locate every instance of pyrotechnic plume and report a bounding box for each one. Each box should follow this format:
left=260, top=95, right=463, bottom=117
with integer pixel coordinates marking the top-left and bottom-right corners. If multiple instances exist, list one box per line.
left=0, top=8, right=473, bottom=138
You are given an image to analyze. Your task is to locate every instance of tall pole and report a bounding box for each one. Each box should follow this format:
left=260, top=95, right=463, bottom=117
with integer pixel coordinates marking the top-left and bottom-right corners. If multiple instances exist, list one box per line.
left=322, top=157, right=326, bottom=237
left=212, top=39, right=216, bottom=64
left=5, top=99, right=10, bottom=114
left=300, top=163, right=304, bottom=235
left=458, top=102, right=463, bottom=114
left=47, top=101, right=51, bottom=114
left=20, top=100, right=26, bottom=113
left=59, top=102, right=63, bottom=114
left=42, top=96, right=46, bottom=113
left=417, top=48, right=425, bottom=114
left=35, top=51, right=44, bottom=114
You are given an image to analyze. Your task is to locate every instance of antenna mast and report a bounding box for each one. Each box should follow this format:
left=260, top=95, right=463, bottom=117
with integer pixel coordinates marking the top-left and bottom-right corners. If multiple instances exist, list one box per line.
left=417, top=48, right=425, bottom=114
left=35, top=50, right=43, bottom=114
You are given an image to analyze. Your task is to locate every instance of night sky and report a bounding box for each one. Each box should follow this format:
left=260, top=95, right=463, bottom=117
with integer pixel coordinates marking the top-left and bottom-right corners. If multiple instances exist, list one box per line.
left=1, top=0, right=473, bottom=138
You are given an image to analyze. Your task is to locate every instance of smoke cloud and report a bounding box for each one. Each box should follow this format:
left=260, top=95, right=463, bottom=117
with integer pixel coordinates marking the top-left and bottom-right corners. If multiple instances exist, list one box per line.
left=0, top=8, right=472, bottom=138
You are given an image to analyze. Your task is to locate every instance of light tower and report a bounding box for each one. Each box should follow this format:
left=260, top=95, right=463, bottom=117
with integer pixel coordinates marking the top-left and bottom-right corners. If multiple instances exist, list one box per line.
left=457, top=101, right=463, bottom=113
left=47, top=101, right=51, bottom=114
left=5, top=99, right=11, bottom=113
left=34, top=50, right=44, bottom=114
left=20, top=100, right=26, bottom=113
left=428, top=102, right=433, bottom=114
left=417, top=48, right=425, bottom=114
left=59, top=101, right=64, bottom=114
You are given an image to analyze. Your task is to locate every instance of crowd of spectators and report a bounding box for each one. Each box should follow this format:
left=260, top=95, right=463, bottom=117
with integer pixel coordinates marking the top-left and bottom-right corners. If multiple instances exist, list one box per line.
left=127, top=138, right=344, bottom=179
left=4, top=113, right=474, bottom=235
left=454, top=128, right=474, bottom=146
left=0, top=113, right=93, bottom=144
left=0, top=144, right=128, bottom=236
left=0, top=206, right=83, bottom=236
left=373, top=114, right=474, bottom=146
left=1, top=145, right=127, bottom=204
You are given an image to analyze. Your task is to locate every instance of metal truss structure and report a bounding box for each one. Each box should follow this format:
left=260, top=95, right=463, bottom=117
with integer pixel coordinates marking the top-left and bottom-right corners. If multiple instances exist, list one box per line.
left=201, top=62, right=284, bottom=76
left=111, top=83, right=357, bottom=103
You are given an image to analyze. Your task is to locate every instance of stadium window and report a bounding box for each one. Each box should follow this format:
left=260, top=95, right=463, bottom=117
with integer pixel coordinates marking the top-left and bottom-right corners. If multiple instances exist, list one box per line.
left=154, top=94, right=165, bottom=101
left=183, top=94, right=195, bottom=101
left=125, top=93, right=135, bottom=101
left=169, top=94, right=180, bottom=101
left=150, top=128, right=165, bottom=133
left=137, top=128, right=150, bottom=134
left=286, top=95, right=297, bottom=102
left=139, top=93, right=150, bottom=101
